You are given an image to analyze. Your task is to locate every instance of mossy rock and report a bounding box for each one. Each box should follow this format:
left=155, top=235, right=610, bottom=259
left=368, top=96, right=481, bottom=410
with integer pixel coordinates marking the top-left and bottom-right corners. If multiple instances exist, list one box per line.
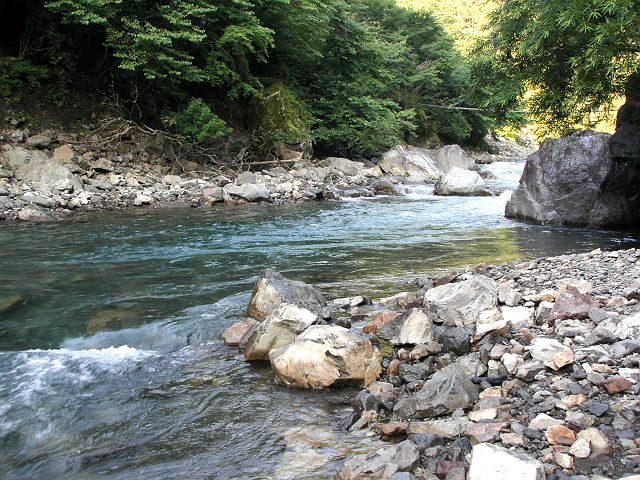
left=248, top=82, right=312, bottom=155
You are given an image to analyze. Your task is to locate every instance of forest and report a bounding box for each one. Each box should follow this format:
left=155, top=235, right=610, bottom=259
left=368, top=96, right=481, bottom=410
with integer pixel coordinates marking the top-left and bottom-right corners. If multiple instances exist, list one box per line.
left=0, top=0, right=638, bottom=159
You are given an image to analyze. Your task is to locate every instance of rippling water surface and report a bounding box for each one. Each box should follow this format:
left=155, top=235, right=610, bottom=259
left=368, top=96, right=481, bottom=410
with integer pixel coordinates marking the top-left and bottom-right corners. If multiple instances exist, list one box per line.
left=1, top=162, right=638, bottom=479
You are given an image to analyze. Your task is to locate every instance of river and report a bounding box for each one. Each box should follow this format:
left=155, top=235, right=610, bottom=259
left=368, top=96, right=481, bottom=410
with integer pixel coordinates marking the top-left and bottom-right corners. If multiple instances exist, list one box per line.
left=1, top=162, right=638, bottom=479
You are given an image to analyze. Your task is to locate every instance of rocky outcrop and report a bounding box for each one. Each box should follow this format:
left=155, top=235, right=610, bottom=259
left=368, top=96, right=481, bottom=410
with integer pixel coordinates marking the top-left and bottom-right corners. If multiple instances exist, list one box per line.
left=505, top=130, right=639, bottom=227
left=433, top=167, right=490, bottom=196
left=243, top=304, right=317, bottom=361
left=246, top=269, right=325, bottom=320
left=2, top=147, right=82, bottom=193
left=610, top=72, right=640, bottom=165
left=269, top=325, right=382, bottom=388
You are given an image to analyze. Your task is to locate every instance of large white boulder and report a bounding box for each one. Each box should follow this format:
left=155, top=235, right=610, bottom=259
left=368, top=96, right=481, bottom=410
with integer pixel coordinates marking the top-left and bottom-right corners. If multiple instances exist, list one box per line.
left=223, top=182, right=271, bottom=202
left=377, top=146, right=443, bottom=180
left=433, top=167, right=490, bottom=196
left=468, top=443, right=545, bottom=480
left=269, top=325, right=382, bottom=388
left=424, top=275, right=502, bottom=330
left=243, top=304, right=317, bottom=361
left=435, top=144, right=476, bottom=172
left=246, top=269, right=325, bottom=320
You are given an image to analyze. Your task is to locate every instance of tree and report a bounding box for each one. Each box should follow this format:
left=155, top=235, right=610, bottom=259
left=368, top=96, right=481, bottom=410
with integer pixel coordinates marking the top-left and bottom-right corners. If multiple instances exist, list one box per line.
left=482, top=0, right=640, bottom=134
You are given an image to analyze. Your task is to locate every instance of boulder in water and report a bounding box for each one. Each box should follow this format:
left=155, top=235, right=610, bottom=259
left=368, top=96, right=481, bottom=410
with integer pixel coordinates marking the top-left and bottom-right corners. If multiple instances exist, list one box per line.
left=434, top=144, right=476, bottom=172
left=246, top=269, right=325, bottom=320
left=269, top=325, right=382, bottom=388
left=433, top=167, right=490, bottom=196
left=505, top=130, right=639, bottom=227
left=243, top=304, right=317, bottom=361
left=222, top=319, right=259, bottom=346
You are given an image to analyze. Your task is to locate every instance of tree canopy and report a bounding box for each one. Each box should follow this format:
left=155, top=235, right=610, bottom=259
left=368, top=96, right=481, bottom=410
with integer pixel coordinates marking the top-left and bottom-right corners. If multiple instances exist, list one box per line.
left=480, top=0, right=640, bottom=133
left=0, top=0, right=493, bottom=158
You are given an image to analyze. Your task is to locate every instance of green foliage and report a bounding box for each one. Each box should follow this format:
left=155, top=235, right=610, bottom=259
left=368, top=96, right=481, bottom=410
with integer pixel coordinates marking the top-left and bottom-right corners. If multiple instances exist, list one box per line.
left=15, top=0, right=495, bottom=156
left=0, top=59, right=50, bottom=100
left=171, top=99, right=231, bottom=142
left=482, top=0, right=640, bottom=134
left=248, top=82, right=311, bottom=147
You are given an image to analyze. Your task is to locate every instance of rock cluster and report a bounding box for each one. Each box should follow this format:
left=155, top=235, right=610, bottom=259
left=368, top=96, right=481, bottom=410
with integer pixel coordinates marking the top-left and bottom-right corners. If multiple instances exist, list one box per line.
left=332, top=248, right=640, bottom=479
left=0, top=126, right=511, bottom=221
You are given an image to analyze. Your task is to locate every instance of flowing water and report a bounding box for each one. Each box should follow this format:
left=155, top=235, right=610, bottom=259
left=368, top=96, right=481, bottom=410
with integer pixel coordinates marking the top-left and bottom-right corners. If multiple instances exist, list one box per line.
left=1, top=162, right=639, bottom=479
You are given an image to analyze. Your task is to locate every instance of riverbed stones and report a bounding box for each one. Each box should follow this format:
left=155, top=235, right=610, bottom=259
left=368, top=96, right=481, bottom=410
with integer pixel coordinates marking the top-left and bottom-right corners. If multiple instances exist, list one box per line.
left=26, top=134, right=51, bottom=148
left=243, top=304, right=317, bottom=361
left=424, top=275, right=501, bottom=330
left=393, top=365, right=478, bottom=420
left=528, top=337, right=574, bottom=370
left=433, top=167, right=489, bottom=196
left=550, top=286, right=597, bottom=321
left=335, top=440, right=420, bottom=480
left=223, top=182, right=270, bottom=202
left=246, top=269, right=325, bottom=320
left=376, top=309, right=435, bottom=346
left=468, top=443, right=545, bottom=480
left=269, top=325, right=382, bottom=388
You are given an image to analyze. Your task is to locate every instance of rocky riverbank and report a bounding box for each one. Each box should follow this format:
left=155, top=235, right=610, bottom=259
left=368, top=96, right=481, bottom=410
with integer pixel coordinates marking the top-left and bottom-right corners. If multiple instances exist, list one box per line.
left=0, top=123, right=532, bottom=222
left=222, top=248, right=640, bottom=479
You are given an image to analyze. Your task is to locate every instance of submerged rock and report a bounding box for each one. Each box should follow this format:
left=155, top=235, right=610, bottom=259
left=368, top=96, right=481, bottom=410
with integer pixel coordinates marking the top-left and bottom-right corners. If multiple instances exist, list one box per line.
left=269, top=325, right=382, bottom=389
left=246, top=269, right=325, bottom=320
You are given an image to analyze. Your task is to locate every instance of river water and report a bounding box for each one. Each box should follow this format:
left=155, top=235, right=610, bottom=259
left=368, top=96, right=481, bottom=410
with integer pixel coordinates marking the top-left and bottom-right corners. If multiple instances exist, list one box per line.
left=1, top=162, right=638, bottom=479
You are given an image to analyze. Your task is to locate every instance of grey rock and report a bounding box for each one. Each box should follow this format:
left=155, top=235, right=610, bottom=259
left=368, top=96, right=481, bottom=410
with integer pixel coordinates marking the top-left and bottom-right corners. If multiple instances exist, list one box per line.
left=236, top=171, right=257, bottom=185
left=424, top=275, right=501, bottom=329
left=223, top=183, right=270, bottom=202
left=393, top=365, right=478, bottom=420
left=243, top=303, right=317, bottom=361
left=336, top=440, right=420, bottom=480
left=246, top=269, right=325, bottom=320
left=377, top=308, right=435, bottom=345
left=378, top=146, right=443, bottom=180
left=583, top=325, right=618, bottom=346
left=516, top=361, right=546, bottom=381
left=433, top=326, right=470, bottom=356
left=433, top=167, right=490, bottom=196
left=2, top=147, right=82, bottom=193
left=505, top=130, right=639, bottom=227
left=435, top=144, right=476, bottom=172
left=468, top=443, right=545, bottom=480
left=318, top=157, right=365, bottom=176
left=26, top=135, right=51, bottom=148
